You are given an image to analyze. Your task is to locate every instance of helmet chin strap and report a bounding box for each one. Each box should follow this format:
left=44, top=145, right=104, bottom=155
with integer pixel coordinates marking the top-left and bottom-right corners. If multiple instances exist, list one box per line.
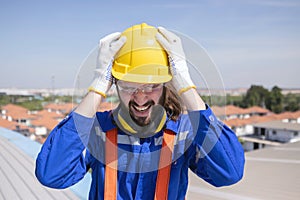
left=112, top=103, right=167, bottom=138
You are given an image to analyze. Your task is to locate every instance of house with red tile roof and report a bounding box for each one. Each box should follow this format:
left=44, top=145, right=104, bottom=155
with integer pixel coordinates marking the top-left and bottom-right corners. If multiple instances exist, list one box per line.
left=211, top=105, right=271, bottom=121
left=209, top=105, right=300, bottom=150
left=30, top=109, right=64, bottom=137
left=44, top=102, right=76, bottom=115
left=0, top=117, right=34, bottom=137
left=217, top=106, right=300, bottom=151
left=1, top=104, right=35, bottom=126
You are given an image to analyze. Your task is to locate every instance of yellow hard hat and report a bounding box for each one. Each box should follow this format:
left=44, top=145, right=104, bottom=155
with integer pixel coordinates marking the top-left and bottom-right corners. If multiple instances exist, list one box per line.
left=112, top=23, right=172, bottom=83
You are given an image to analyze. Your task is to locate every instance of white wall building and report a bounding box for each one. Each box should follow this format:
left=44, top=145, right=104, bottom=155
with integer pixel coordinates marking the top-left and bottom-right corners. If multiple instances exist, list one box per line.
left=253, top=120, right=300, bottom=143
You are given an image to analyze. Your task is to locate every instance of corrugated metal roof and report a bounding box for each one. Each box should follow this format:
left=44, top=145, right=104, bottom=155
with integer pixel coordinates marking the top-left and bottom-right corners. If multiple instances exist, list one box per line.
left=0, top=127, right=90, bottom=200
left=187, top=141, right=300, bottom=200
left=3, top=126, right=299, bottom=199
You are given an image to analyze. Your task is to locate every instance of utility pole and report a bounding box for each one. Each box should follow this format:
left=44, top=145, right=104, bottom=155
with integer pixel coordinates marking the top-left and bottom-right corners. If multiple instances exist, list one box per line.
left=51, top=75, right=55, bottom=102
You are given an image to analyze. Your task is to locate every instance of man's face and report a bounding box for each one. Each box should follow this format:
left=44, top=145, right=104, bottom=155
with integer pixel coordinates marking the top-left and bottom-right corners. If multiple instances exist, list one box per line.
left=116, top=80, right=164, bottom=126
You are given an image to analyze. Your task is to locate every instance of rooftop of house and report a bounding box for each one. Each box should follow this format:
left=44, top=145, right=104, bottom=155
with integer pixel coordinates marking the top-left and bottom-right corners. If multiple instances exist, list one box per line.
left=1, top=103, right=34, bottom=119
left=276, top=110, right=300, bottom=119
left=224, top=110, right=300, bottom=128
left=0, top=117, right=35, bottom=133
left=30, top=116, right=61, bottom=131
left=211, top=105, right=271, bottom=117
left=0, top=117, right=19, bottom=129
left=34, top=109, right=65, bottom=119
left=30, top=109, right=65, bottom=130
left=44, top=103, right=76, bottom=114
left=243, top=106, right=270, bottom=114
left=254, top=120, right=300, bottom=131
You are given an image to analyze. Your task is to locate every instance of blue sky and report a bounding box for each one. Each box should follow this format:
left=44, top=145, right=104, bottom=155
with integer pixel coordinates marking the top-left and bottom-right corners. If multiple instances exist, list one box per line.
left=0, top=0, right=299, bottom=89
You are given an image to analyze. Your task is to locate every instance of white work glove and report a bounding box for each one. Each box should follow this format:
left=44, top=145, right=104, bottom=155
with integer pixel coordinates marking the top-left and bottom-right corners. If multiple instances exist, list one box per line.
left=88, top=32, right=126, bottom=97
left=156, top=27, right=196, bottom=95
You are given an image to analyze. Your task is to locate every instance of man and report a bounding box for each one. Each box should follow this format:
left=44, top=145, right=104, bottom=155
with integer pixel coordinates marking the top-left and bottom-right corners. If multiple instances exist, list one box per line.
left=35, top=23, right=245, bottom=200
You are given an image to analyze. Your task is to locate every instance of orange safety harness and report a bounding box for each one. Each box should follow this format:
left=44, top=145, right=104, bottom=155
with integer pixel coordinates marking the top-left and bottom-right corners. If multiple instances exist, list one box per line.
left=104, top=128, right=176, bottom=200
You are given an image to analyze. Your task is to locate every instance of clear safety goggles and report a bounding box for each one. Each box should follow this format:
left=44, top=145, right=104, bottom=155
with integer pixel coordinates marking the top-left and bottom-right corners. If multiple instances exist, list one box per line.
left=116, top=80, right=164, bottom=95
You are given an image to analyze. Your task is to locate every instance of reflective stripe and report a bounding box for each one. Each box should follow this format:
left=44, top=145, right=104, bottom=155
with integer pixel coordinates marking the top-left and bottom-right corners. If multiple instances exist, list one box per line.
left=96, top=123, right=189, bottom=146
left=177, top=131, right=189, bottom=142
left=118, top=134, right=140, bottom=145
left=95, top=126, right=106, bottom=141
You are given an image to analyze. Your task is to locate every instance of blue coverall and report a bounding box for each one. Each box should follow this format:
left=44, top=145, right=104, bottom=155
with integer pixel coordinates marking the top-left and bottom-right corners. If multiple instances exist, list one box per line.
left=35, top=106, right=245, bottom=200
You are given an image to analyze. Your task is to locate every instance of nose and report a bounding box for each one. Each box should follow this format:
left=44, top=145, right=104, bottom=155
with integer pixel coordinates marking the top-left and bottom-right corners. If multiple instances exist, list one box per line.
left=132, top=89, right=148, bottom=105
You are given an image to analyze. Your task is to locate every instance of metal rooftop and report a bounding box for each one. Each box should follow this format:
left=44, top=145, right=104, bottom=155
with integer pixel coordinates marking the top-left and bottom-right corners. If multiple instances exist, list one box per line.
left=0, top=127, right=90, bottom=200
left=1, top=126, right=299, bottom=200
left=187, top=141, right=300, bottom=200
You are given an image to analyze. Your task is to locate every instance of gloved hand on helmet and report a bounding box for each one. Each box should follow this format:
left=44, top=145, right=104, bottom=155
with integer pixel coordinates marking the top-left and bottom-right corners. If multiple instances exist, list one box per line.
left=88, top=32, right=126, bottom=97
left=156, top=27, right=196, bottom=95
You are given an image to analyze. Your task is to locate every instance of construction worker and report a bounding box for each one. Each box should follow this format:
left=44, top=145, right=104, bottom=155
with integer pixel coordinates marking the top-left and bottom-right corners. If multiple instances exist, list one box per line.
left=35, top=23, right=245, bottom=200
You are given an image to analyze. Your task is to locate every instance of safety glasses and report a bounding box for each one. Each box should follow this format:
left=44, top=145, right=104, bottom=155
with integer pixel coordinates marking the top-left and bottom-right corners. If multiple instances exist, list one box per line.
left=116, top=81, right=164, bottom=95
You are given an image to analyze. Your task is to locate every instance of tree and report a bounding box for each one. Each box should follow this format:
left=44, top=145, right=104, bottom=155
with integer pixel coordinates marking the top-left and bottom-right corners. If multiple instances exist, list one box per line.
left=266, top=86, right=283, bottom=113
left=284, top=93, right=300, bottom=112
left=0, top=94, right=10, bottom=106
left=241, top=85, right=269, bottom=108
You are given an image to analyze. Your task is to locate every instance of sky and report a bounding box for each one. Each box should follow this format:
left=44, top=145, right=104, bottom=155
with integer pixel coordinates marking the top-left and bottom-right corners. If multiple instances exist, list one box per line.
left=0, top=0, right=299, bottom=90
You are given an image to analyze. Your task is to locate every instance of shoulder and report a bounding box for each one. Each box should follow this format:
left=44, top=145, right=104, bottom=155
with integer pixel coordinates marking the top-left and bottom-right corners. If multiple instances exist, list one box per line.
left=95, top=110, right=116, bottom=132
left=96, top=110, right=112, bottom=120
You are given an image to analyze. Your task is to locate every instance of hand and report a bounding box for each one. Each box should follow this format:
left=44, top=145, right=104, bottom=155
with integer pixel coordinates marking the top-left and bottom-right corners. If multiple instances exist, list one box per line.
left=156, top=27, right=196, bottom=95
left=88, top=32, right=126, bottom=97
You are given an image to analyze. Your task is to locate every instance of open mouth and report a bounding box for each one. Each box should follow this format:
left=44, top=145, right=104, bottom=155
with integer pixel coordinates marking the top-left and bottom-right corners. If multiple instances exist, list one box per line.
left=132, top=104, right=152, bottom=112
left=129, top=101, right=154, bottom=118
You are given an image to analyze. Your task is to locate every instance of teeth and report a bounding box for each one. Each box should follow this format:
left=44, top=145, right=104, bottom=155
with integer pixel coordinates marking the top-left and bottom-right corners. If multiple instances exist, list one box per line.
left=134, top=105, right=150, bottom=112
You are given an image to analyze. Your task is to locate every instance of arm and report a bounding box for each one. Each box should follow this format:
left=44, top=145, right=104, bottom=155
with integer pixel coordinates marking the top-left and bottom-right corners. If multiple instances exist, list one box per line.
left=35, top=112, right=93, bottom=188
left=35, top=32, right=126, bottom=188
left=187, top=107, right=245, bottom=187
left=157, top=26, right=244, bottom=186
left=156, top=27, right=206, bottom=111
left=76, top=32, right=126, bottom=117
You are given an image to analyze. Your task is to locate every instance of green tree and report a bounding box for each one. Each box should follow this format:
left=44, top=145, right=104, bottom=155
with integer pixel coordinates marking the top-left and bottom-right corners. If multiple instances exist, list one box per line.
left=242, top=85, right=269, bottom=108
left=226, top=95, right=243, bottom=106
left=0, top=95, right=10, bottom=106
left=266, top=86, right=283, bottom=113
left=17, top=100, right=43, bottom=111
left=284, top=93, right=300, bottom=112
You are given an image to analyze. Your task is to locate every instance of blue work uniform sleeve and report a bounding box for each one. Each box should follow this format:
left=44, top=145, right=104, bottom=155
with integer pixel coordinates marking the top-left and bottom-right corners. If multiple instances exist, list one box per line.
left=35, top=112, right=95, bottom=189
left=187, top=106, right=245, bottom=187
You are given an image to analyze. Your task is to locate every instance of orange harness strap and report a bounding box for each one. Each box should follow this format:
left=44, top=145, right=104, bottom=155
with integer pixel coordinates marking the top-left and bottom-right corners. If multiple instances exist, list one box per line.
left=105, top=128, right=176, bottom=200
left=105, top=128, right=118, bottom=200
left=154, top=129, right=176, bottom=200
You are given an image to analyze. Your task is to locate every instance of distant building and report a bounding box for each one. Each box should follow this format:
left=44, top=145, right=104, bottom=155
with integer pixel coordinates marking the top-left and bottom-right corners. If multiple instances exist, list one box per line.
left=0, top=117, right=34, bottom=137
left=44, top=102, right=75, bottom=115
left=253, top=120, right=300, bottom=143
left=0, top=104, right=35, bottom=126
left=30, top=109, right=64, bottom=137
left=211, top=105, right=300, bottom=151
left=212, top=105, right=270, bottom=121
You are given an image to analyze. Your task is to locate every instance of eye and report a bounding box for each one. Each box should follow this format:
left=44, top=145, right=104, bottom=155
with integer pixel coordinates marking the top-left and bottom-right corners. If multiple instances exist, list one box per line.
left=152, top=84, right=161, bottom=89
left=143, top=85, right=154, bottom=92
